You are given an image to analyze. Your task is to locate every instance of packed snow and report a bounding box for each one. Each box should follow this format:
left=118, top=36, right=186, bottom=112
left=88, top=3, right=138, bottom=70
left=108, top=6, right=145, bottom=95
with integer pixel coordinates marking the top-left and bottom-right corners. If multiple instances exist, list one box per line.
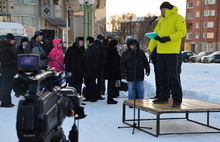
left=1, top=63, right=220, bottom=142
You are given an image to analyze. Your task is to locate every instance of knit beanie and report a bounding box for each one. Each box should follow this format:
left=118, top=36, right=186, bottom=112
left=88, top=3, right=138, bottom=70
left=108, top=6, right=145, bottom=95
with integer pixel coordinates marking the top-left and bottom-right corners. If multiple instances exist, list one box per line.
left=160, top=1, right=173, bottom=9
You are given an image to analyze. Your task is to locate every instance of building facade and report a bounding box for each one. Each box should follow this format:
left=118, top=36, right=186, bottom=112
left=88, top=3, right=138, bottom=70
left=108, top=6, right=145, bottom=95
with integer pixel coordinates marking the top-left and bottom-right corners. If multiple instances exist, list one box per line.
left=185, top=0, right=220, bottom=53
left=0, top=0, right=106, bottom=47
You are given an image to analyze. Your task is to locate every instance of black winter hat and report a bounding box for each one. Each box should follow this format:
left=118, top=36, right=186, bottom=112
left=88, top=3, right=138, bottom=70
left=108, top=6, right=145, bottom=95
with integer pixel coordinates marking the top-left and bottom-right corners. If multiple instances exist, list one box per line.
left=5, top=33, right=15, bottom=40
left=76, top=37, right=84, bottom=41
left=86, top=36, right=94, bottom=43
left=34, top=30, right=43, bottom=36
left=97, top=34, right=105, bottom=40
left=107, top=37, right=112, bottom=40
left=21, top=37, right=29, bottom=43
left=160, top=1, right=173, bottom=9
left=109, top=40, right=118, bottom=46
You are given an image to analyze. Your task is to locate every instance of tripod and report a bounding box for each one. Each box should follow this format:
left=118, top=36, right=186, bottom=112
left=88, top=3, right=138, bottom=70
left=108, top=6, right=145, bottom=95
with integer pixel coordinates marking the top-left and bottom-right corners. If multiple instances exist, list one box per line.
left=118, top=16, right=157, bottom=134
left=118, top=47, right=152, bottom=134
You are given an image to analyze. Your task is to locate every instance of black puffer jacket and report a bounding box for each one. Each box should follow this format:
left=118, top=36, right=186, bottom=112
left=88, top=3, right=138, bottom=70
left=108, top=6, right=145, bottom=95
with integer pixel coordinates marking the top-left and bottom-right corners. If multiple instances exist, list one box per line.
left=0, top=40, right=17, bottom=76
left=64, top=43, right=85, bottom=84
left=120, top=39, right=150, bottom=81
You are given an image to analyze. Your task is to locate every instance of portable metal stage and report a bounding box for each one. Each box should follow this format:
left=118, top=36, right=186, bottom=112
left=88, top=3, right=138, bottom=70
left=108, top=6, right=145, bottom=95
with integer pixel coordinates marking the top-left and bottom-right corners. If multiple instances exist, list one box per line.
left=121, top=98, right=220, bottom=137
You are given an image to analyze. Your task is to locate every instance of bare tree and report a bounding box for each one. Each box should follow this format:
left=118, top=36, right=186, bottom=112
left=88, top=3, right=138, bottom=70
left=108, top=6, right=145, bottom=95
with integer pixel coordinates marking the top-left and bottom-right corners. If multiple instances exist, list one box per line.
left=135, top=14, right=158, bottom=50
left=95, top=17, right=106, bottom=36
left=108, top=13, right=136, bottom=44
left=107, top=13, right=158, bottom=50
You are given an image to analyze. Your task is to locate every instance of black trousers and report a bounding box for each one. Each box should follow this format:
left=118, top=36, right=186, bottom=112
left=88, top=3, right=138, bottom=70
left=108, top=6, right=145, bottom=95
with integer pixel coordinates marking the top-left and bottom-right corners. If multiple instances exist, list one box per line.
left=97, top=69, right=104, bottom=98
left=0, top=76, right=2, bottom=100
left=152, top=61, right=160, bottom=98
left=1, top=76, right=13, bottom=107
left=69, top=83, right=82, bottom=96
left=157, top=54, right=182, bottom=103
left=107, top=80, right=119, bottom=101
left=84, top=78, right=97, bottom=100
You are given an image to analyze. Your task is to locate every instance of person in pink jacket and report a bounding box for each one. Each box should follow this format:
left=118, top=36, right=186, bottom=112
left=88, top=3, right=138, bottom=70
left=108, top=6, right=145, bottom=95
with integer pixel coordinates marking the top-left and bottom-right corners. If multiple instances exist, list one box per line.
left=48, top=38, right=64, bottom=71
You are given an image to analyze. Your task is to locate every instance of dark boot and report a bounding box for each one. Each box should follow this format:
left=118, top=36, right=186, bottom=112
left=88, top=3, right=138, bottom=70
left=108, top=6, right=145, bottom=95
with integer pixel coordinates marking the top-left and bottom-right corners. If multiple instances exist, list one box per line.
left=107, top=99, right=118, bottom=104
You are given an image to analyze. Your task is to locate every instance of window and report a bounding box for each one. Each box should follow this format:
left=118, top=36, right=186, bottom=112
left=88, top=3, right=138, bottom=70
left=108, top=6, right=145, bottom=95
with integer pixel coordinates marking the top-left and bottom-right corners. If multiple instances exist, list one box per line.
left=203, top=43, right=213, bottom=51
left=204, top=0, right=216, bottom=5
left=12, top=0, right=35, bottom=3
left=187, top=12, right=193, bottom=19
left=204, top=22, right=214, bottom=28
left=13, top=3, right=36, bottom=15
left=196, top=22, right=200, bottom=28
left=187, top=2, right=194, bottom=8
left=203, top=32, right=214, bottom=38
left=186, top=33, right=192, bottom=39
left=188, top=23, right=193, bottom=29
left=23, top=0, right=36, bottom=3
left=12, top=0, right=22, bottom=2
left=196, top=11, right=200, bottom=17
left=197, top=0, right=201, bottom=6
left=204, top=10, right=215, bottom=16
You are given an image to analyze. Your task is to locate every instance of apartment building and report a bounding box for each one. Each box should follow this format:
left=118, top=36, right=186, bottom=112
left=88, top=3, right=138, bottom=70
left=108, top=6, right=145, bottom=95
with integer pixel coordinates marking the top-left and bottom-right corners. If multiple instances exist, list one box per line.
left=185, top=0, right=220, bottom=53
left=0, top=0, right=106, bottom=48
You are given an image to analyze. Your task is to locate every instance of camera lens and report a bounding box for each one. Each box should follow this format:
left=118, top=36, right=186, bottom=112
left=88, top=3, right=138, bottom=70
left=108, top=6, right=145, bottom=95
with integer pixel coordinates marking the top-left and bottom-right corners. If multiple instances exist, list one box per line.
left=12, top=78, right=29, bottom=96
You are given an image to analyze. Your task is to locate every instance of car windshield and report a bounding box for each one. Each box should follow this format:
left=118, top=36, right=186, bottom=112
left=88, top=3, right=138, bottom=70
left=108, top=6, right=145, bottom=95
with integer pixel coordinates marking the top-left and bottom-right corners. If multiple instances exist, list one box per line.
left=198, top=52, right=206, bottom=56
left=213, top=52, right=220, bottom=55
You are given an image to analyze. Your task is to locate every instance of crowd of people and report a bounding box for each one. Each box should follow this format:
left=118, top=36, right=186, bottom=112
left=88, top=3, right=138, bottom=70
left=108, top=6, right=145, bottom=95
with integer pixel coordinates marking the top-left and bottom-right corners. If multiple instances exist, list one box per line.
left=0, top=1, right=186, bottom=108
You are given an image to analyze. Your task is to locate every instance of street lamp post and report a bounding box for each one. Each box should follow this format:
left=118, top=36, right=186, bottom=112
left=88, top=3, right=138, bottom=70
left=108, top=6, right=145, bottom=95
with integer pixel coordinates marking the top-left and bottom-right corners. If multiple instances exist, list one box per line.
left=78, top=0, right=95, bottom=49
left=195, top=32, right=200, bottom=53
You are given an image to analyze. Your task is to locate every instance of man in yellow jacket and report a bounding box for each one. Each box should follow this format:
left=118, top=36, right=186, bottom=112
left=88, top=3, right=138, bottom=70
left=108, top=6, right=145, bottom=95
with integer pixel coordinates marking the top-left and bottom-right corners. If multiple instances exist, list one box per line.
left=148, top=1, right=186, bottom=108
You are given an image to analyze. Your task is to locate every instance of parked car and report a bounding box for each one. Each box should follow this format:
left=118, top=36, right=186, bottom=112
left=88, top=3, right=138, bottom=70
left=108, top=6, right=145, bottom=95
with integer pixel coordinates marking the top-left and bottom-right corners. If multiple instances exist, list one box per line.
left=189, top=51, right=213, bottom=62
left=181, top=51, right=198, bottom=62
left=212, top=53, right=220, bottom=63
left=0, top=22, right=27, bottom=48
left=201, top=51, right=220, bottom=63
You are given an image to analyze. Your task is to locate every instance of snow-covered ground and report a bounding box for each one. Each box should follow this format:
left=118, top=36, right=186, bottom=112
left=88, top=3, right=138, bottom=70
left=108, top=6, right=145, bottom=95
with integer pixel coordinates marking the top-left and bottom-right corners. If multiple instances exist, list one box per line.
left=1, top=63, right=220, bottom=142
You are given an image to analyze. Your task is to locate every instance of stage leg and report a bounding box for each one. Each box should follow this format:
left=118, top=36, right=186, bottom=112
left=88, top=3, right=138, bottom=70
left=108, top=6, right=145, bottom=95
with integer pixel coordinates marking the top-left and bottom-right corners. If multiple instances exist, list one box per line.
left=156, top=114, right=160, bottom=137
left=122, top=103, right=126, bottom=122
left=207, top=110, right=209, bottom=126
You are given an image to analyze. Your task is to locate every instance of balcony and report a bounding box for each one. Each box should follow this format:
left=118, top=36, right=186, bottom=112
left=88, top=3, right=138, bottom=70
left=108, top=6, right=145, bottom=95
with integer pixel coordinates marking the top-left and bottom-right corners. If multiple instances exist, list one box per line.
left=41, top=5, right=66, bottom=27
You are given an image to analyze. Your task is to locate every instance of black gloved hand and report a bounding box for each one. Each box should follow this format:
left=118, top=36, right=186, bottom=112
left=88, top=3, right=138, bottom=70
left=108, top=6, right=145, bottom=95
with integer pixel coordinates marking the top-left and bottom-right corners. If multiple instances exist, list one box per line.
left=154, top=36, right=161, bottom=41
left=121, top=73, right=127, bottom=79
left=154, top=36, right=170, bottom=43
left=159, top=36, right=170, bottom=43
left=146, top=68, right=150, bottom=76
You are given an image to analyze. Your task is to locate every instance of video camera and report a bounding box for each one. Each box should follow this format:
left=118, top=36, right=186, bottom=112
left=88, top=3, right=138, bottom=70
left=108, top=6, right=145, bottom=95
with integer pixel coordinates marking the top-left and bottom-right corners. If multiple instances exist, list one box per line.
left=13, top=54, right=86, bottom=142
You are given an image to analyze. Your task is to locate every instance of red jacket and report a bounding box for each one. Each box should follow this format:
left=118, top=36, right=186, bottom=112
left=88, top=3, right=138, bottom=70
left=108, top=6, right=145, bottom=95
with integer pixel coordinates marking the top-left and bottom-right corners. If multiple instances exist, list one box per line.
left=48, top=38, right=64, bottom=71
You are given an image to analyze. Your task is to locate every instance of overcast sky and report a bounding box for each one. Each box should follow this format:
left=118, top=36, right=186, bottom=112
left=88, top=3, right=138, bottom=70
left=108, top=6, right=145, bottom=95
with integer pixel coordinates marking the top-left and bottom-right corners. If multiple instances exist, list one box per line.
left=106, top=0, right=187, bottom=18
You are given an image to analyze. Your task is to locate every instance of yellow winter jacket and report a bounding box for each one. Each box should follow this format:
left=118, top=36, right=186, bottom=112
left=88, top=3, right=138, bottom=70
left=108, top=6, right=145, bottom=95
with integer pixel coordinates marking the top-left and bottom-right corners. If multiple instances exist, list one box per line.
left=148, top=5, right=186, bottom=54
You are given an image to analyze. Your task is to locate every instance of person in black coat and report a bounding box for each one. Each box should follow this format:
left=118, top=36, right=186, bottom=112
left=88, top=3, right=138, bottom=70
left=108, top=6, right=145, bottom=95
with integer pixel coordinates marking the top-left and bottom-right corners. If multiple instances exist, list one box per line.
left=0, top=33, right=17, bottom=107
left=94, top=34, right=105, bottom=100
left=65, top=37, right=85, bottom=95
left=16, top=37, right=28, bottom=54
left=104, top=40, right=121, bottom=104
left=120, top=38, right=150, bottom=100
left=83, top=36, right=101, bottom=102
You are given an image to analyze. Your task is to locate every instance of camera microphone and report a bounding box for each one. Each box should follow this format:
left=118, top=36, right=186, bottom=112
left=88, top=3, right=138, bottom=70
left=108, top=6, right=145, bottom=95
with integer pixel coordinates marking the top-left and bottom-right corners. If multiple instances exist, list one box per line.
left=149, top=16, right=158, bottom=25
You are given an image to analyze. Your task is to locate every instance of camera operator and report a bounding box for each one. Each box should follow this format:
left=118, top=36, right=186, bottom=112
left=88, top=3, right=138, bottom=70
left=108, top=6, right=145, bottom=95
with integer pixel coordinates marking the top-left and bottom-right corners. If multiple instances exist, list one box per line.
left=0, top=33, right=17, bottom=107
left=24, top=30, right=47, bottom=68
